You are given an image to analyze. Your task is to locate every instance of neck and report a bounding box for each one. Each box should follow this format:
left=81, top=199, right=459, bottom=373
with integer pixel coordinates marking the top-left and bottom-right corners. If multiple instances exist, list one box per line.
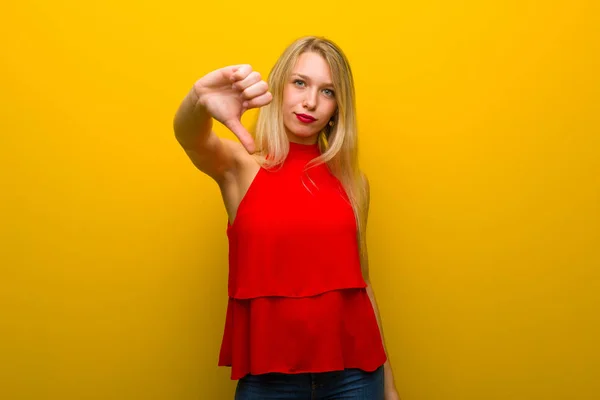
left=287, top=140, right=320, bottom=158
left=286, top=131, right=319, bottom=145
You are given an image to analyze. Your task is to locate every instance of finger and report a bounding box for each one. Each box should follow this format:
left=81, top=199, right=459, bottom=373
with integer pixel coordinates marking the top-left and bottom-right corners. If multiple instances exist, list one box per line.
left=230, top=64, right=252, bottom=83
left=221, top=65, right=244, bottom=81
left=242, top=81, right=269, bottom=100
left=223, top=118, right=256, bottom=153
left=243, top=91, right=273, bottom=109
left=233, top=71, right=262, bottom=91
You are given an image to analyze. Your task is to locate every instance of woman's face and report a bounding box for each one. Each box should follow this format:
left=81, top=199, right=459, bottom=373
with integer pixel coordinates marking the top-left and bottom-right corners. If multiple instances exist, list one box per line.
left=282, top=52, right=338, bottom=144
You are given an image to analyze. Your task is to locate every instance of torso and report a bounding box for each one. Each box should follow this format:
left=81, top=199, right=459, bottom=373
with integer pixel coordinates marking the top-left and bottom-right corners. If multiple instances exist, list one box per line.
left=216, top=140, right=388, bottom=379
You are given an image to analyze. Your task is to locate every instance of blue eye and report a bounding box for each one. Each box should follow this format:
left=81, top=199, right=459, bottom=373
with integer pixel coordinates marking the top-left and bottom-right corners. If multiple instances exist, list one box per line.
left=294, top=79, right=306, bottom=87
left=323, top=89, right=335, bottom=97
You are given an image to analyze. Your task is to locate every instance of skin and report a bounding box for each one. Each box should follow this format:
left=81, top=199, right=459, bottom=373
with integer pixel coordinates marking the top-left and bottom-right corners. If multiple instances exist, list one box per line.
left=281, top=52, right=338, bottom=144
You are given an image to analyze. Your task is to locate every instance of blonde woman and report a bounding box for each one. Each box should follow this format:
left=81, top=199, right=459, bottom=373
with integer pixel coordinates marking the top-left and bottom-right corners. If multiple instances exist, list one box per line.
left=174, top=36, right=400, bottom=400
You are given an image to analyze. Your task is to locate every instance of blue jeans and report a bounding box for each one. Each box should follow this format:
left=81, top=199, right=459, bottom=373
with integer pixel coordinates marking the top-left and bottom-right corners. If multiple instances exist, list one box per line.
left=234, top=366, right=384, bottom=400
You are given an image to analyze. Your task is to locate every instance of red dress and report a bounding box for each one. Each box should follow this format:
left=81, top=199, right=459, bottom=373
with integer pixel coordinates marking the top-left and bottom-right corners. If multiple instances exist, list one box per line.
left=218, top=141, right=387, bottom=380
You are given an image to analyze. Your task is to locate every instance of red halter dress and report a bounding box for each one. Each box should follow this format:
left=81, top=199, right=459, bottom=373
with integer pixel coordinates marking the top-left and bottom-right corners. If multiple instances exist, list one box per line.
left=218, top=142, right=387, bottom=379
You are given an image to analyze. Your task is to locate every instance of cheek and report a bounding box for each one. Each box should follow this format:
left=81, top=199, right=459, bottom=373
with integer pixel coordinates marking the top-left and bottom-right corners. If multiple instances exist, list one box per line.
left=282, top=88, right=299, bottom=108
left=324, top=102, right=337, bottom=119
left=282, top=88, right=290, bottom=106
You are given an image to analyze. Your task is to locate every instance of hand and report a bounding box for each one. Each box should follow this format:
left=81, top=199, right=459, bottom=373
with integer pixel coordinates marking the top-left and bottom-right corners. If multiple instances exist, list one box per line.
left=193, top=64, right=272, bottom=154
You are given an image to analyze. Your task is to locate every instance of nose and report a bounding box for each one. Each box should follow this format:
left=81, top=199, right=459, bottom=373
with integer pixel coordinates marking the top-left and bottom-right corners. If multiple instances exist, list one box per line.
left=302, top=89, right=318, bottom=110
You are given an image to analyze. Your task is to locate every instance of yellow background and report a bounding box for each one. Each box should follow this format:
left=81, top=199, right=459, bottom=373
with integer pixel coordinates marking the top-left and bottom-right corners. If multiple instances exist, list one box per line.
left=1, top=1, right=599, bottom=399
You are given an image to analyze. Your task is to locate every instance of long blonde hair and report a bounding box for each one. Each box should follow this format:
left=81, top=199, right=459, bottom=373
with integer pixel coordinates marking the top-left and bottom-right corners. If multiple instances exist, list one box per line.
left=254, top=36, right=370, bottom=280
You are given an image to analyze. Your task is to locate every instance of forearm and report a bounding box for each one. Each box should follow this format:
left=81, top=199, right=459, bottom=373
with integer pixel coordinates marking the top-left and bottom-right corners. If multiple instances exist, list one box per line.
left=366, top=283, right=396, bottom=391
left=173, top=87, right=213, bottom=149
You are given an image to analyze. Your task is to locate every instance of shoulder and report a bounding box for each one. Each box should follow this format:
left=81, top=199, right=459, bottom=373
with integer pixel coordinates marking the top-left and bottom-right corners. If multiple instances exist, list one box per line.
left=217, top=138, right=260, bottom=185
left=225, top=138, right=258, bottom=166
left=221, top=138, right=251, bottom=160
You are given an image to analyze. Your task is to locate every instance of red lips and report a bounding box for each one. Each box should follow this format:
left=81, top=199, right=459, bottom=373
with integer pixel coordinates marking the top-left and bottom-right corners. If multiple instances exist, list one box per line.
left=295, top=113, right=317, bottom=123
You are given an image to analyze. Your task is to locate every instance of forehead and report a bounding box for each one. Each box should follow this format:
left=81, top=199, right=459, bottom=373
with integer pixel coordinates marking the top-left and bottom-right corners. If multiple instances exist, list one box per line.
left=291, top=52, right=333, bottom=84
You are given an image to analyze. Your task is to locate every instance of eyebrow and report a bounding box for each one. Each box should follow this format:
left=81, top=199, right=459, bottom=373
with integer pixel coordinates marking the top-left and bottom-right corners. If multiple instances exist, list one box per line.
left=292, top=73, right=333, bottom=88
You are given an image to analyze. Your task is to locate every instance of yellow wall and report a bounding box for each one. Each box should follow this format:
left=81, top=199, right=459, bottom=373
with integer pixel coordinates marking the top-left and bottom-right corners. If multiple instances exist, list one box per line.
left=2, top=1, right=598, bottom=399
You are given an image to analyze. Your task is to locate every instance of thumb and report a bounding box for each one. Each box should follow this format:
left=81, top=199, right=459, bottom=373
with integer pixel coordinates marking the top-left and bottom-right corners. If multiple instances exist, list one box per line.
left=224, top=118, right=256, bottom=154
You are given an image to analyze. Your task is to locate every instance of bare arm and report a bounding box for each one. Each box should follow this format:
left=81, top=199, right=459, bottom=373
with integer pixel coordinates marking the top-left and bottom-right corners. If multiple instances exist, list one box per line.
left=173, top=86, right=212, bottom=149
left=366, top=283, right=399, bottom=398
left=172, top=65, right=272, bottom=183
left=361, top=173, right=400, bottom=399
left=173, top=87, right=237, bottom=183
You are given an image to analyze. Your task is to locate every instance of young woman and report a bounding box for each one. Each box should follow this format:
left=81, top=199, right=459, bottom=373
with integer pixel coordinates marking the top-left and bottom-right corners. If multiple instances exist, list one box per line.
left=173, top=36, right=400, bottom=400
